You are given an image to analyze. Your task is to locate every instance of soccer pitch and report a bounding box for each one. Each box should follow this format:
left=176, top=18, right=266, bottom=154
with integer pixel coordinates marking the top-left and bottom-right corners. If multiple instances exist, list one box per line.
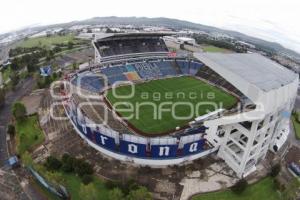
left=106, top=76, right=237, bottom=135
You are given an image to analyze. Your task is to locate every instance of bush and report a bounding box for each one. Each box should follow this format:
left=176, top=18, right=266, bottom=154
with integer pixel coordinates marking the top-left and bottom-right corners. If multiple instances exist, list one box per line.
left=12, top=101, right=27, bottom=120
left=105, top=180, right=121, bottom=190
left=0, top=88, right=5, bottom=108
left=61, top=154, right=75, bottom=173
left=270, top=163, right=281, bottom=177
left=81, top=174, right=93, bottom=185
left=74, top=159, right=93, bottom=177
left=127, top=186, right=152, bottom=200
left=231, top=179, right=248, bottom=194
left=108, top=188, right=124, bottom=200
left=296, top=113, right=300, bottom=124
left=7, top=124, right=15, bottom=136
left=45, top=156, right=62, bottom=171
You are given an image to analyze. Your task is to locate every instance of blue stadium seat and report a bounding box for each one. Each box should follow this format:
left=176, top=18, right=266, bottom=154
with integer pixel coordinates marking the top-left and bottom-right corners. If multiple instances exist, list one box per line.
left=134, top=62, right=162, bottom=79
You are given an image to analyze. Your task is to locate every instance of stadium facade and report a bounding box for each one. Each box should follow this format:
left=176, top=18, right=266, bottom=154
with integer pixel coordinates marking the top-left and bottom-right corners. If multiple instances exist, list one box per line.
left=63, top=33, right=298, bottom=177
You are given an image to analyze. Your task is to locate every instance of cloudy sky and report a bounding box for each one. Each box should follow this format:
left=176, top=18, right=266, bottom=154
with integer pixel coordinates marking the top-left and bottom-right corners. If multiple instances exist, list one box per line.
left=1, top=0, right=300, bottom=53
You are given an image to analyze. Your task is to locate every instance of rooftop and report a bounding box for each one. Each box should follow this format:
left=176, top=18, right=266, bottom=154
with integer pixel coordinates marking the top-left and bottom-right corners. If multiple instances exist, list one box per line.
left=195, top=53, right=298, bottom=92
left=94, top=32, right=174, bottom=41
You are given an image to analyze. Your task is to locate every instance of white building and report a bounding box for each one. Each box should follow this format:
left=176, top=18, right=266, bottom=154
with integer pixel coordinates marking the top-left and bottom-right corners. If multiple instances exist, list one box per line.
left=177, top=37, right=196, bottom=45
left=195, top=53, right=298, bottom=177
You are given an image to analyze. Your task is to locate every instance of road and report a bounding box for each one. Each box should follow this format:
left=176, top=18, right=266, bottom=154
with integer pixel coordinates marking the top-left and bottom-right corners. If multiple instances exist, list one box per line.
left=0, top=77, right=35, bottom=166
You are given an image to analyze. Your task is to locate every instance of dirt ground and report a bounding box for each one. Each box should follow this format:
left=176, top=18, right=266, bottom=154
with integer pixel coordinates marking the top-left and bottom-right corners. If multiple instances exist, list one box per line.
left=21, top=89, right=45, bottom=115
left=285, top=145, right=300, bottom=165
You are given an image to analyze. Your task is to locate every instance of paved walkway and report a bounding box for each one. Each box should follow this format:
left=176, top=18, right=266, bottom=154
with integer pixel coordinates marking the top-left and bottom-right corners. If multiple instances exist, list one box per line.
left=179, top=162, right=238, bottom=200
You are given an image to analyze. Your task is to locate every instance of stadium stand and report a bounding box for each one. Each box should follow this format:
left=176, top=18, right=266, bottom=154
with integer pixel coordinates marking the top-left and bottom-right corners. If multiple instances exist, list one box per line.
left=72, top=94, right=131, bottom=134
left=189, top=61, right=203, bottom=75
left=176, top=60, right=190, bottom=74
left=176, top=60, right=204, bottom=75
left=94, top=60, right=184, bottom=85
left=134, top=62, right=162, bottom=79
left=196, top=65, right=244, bottom=97
left=126, top=65, right=136, bottom=72
left=72, top=73, right=105, bottom=93
left=95, top=38, right=168, bottom=57
left=125, top=72, right=141, bottom=81
left=154, top=61, right=177, bottom=76
left=101, top=66, right=128, bottom=85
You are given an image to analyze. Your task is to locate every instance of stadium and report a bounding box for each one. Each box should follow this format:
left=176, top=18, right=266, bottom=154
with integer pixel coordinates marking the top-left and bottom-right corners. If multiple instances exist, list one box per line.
left=62, top=32, right=298, bottom=178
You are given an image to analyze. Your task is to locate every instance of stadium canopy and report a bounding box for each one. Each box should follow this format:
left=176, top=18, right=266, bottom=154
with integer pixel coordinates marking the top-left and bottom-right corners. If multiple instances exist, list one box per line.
left=194, top=53, right=298, bottom=92
left=94, top=32, right=175, bottom=42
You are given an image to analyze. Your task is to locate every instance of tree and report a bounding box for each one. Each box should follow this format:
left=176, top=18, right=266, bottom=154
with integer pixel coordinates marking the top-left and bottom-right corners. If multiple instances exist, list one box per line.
left=78, top=184, right=98, bottom=200
left=67, top=41, right=74, bottom=49
left=127, top=186, right=152, bottom=200
left=231, top=179, right=248, bottom=194
left=12, top=101, right=27, bottom=120
left=81, top=174, right=93, bottom=185
left=61, top=153, right=75, bottom=172
left=72, top=62, right=78, bottom=70
left=0, top=88, right=5, bottom=108
left=53, top=46, right=62, bottom=53
left=10, top=73, right=20, bottom=89
left=270, top=163, right=281, bottom=177
left=45, top=155, right=62, bottom=171
left=74, top=159, right=94, bottom=177
left=108, top=188, right=124, bottom=200
left=10, top=58, right=20, bottom=71
left=7, top=124, right=15, bottom=136
left=281, top=178, right=300, bottom=200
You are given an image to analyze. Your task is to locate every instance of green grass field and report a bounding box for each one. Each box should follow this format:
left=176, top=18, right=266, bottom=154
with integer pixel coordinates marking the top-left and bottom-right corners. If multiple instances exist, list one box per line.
left=291, top=113, right=300, bottom=140
left=17, top=34, right=75, bottom=48
left=106, top=76, right=237, bottom=134
left=32, top=163, right=109, bottom=200
left=15, top=115, right=45, bottom=154
left=1, top=67, right=11, bottom=82
left=202, top=45, right=230, bottom=53
left=192, top=177, right=280, bottom=200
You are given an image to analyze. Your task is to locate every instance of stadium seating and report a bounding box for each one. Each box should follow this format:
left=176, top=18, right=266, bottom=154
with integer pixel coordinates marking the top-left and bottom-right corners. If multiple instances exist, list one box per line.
left=134, top=62, right=162, bottom=79
left=126, top=65, right=136, bottom=72
left=154, top=61, right=177, bottom=76
left=96, top=38, right=169, bottom=57
left=101, top=66, right=127, bottom=85
left=176, top=60, right=190, bottom=74
left=72, top=74, right=105, bottom=93
left=189, top=61, right=204, bottom=75
left=176, top=60, right=203, bottom=75
left=74, top=60, right=206, bottom=89
left=196, top=65, right=244, bottom=97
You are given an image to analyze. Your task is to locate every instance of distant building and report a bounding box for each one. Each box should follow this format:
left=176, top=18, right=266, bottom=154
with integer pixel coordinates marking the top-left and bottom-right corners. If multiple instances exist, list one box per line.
left=163, top=36, right=196, bottom=46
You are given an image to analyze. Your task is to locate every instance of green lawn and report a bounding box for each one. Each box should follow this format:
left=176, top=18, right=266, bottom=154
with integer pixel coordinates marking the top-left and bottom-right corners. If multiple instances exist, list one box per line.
left=106, top=76, right=237, bottom=134
left=17, top=34, right=75, bottom=48
left=1, top=67, right=11, bottom=82
left=192, top=177, right=280, bottom=200
left=291, top=114, right=300, bottom=140
left=15, top=115, right=45, bottom=154
left=61, top=173, right=109, bottom=200
left=202, top=45, right=229, bottom=53
left=33, top=164, right=109, bottom=200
